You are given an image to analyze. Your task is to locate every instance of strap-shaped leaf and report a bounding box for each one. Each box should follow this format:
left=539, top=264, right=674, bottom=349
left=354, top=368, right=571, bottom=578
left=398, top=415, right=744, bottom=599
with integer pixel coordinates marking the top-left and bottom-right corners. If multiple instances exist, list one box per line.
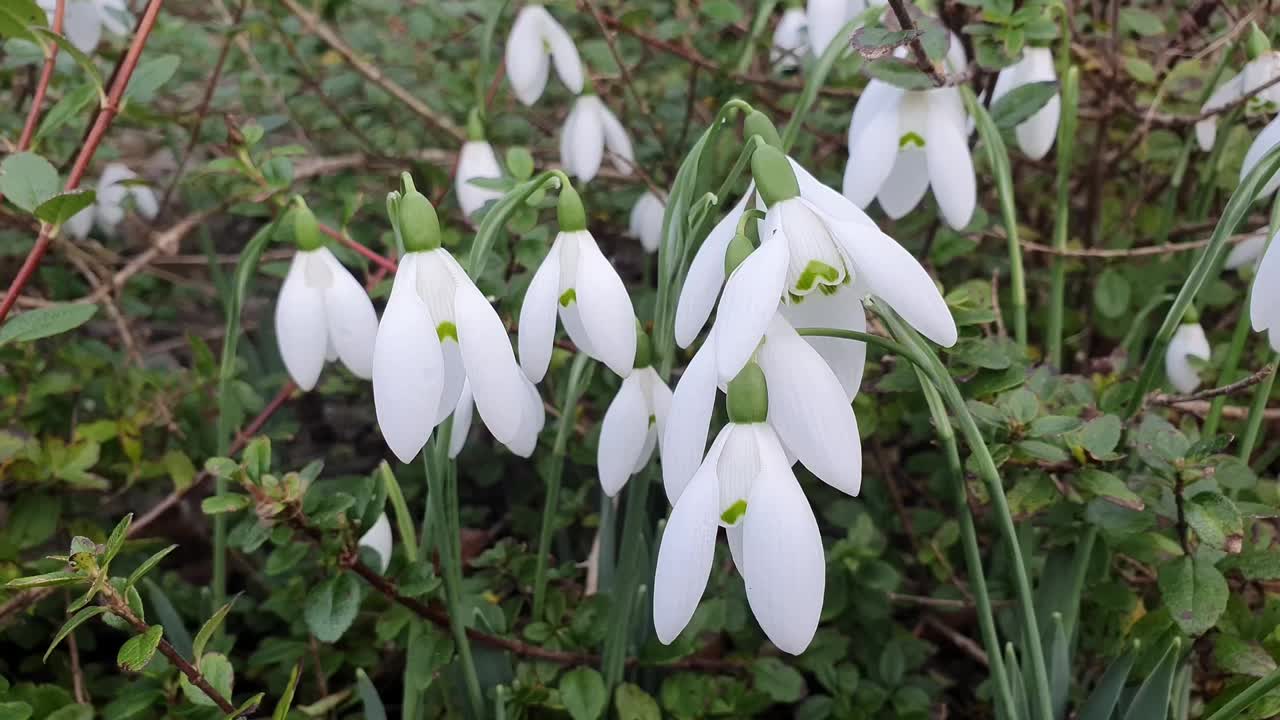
left=102, top=513, right=134, bottom=568
left=1122, top=638, right=1181, bottom=720
left=271, top=664, right=301, bottom=720
left=44, top=606, right=108, bottom=662
left=193, top=595, right=239, bottom=663
left=125, top=544, right=178, bottom=590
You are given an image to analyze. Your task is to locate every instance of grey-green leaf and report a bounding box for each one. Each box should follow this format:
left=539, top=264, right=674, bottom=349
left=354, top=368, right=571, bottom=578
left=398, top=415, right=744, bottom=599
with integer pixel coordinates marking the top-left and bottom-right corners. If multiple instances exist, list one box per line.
left=0, top=303, right=98, bottom=346
left=990, top=80, right=1059, bottom=130
left=560, top=666, right=607, bottom=720
left=0, top=151, right=59, bottom=212
left=356, top=668, right=387, bottom=720
left=303, top=574, right=362, bottom=643
left=1078, top=649, right=1135, bottom=720
left=1160, top=556, right=1227, bottom=636
left=1121, top=638, right=1181, bottom=720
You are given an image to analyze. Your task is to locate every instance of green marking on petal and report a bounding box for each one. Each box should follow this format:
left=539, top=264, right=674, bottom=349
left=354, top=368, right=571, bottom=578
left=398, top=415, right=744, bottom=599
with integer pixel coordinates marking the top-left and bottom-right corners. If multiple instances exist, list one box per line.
left=437, top=322, right=458, bottom=342
left=647, top=414, right=656, bottom=428
left=559, top=288, right=577, bottom=307
left=899, top=131, right=926, bottom=149
left=795, top=260, right=841, bottom=293
left=720, top=499, right=747, bottom=525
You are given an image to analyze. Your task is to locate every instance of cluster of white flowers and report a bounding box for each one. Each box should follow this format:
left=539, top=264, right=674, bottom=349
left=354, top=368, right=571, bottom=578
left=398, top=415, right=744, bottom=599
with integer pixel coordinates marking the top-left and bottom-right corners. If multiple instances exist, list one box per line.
left=64, top=163, right=159, bottom=240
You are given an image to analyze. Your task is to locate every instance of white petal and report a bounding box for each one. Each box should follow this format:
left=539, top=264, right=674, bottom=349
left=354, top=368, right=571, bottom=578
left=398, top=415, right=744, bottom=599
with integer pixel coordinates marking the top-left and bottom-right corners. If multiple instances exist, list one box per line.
left=757, top=317, right=862, bottom=495
left=843, top=100, right=901, bottom=209
left=456, top=141, right=505, bottom=218
left=820, top=201, right=957, bottom=346
left=455, top=274, right=527, bottom=445
left=1251, top=232, right=1280, bottom=352
left=373, top=254, right=445, bottom=463
left=572, top=233, right=637, bottom=377
left=653, top=463, right=720, bottom=645
left=726, top=523, right=745, bottom=576
left=674, top=190, right=751, bottom=348
left=317, top=248, right=378, bottom=380
left=63, top=0, right=102, bottom=53
left=876, top=149, right=931, bottom=219
left=1165, top=323, right=1211, bottom=394
left=598, top=374, right=650, bottom=496
left=925, top=93, right=977, bottom=230
left=713, top=229, right=789, bottom=380
left=662, top=341, right=720, bottom=503
left=63, top=205, right=93, bottom=239
left=1011, top=48, right=1059, bottom=160
left=806, top=0, right=847, bottom=56
left=507, top=376, right=545, bottom=458
left=539, top=8, right=585, bottom=93
left=519, top=239, right=563, bottom=383
left=990, top=64, right=1017, bottom=105
left=449, top=381, right=474, bottom=459
left=358, top=513, right=393, bottom=573
left=435, top=338, right=466, bottom=426
left=1226, top=230, right=1269, bottom=270
left=780, top=286, right=868, bottom=400
left=505, top=7, right=551, bottom=105
left=742, top=428, right=825, bottom=655
left=848, top=80, right=904, bottom=148
left=771, top=8, right=809, bottom=69
left=597, top=101, right=635, bottom=175
left=629, top=191, right=665, bottom=253
left=562, top=96, right=605, bottom=182
left=1240, top=114, right=1280, bottom=198
left=644, top=366, right=674, bottom=443
left=1198, top=70, right=1244, bottom=151
left=275, top=253, right=328, bottom=391
left=128, top=183, right=159, bottom=220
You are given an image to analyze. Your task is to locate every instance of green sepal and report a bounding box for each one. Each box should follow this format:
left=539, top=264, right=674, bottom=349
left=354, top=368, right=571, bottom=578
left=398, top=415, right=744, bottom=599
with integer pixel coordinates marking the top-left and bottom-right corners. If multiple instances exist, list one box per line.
left=397, top=173, right=441, bottom=252
left=292, top=198, right=322, bottom=251
left=750, top=145, right=800, bottom=205
left=466, top=107, right=486, bottom=141
left=743, top=110, right=782, bottom=148
left=1246, top=22, right=1271, bottom=60
left=726, top=362, right=769, bottom=424
left=557, top=182, right=587, bottom=232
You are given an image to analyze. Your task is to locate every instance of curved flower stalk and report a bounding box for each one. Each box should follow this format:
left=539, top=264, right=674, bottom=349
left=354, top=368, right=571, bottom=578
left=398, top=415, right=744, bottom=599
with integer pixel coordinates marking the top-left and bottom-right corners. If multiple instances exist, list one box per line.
left=598, top=327, right=671, bottom=496
left=628, top=190, right=665, bottom=253
left=1196, top=51, right=1280, bottom=151
left=373, top=176, right=542, bottom=463
left=991, top=47, right=1061, bottom=160
left=771, top=8, right=809, bottom=70
left=842, top=38, right=976, bottom=230
left=519, top=184, right=637, bottom=380
left=274, top=199, right=378, bottom=391
left=560, top=94, right=634, bottom=182
left=654, top=361, right=826, bottom=654
left=1165, top=321, right=1211, bottom=393
left=358, top=513, right=393, bottom=573
left=504, top=3, right=584, bottom=105
left=1251, top=230, right=1280, bottom=351
left=805, top=0, right=878, bottom=58
left=1225, top=228, right=1270, bottom=273
left=456, top=111, right=504, bottom=220
left=38, top=0, right=127, bottom=53
left=64, top=163, right=159, bottom=239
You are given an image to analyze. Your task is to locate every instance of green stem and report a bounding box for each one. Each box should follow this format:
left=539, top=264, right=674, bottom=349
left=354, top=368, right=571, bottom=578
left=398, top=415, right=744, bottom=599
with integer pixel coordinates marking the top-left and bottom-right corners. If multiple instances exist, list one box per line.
left=532, top=353, right=594, bottom=621
left=733, top=0, right=778, bottom=74
left=796, top=327, right=924, bottom=364
left=1047, top=65, right=1079, bottom=368
left=878, top=303, right=1054, bottom=720
left=1061, top=526, right=1097, bottom=644
left=601, top=466, right=654, bottom=688
left=780, top=16, right=863, bottom=151
left=1238, top=358, right=1278, bottom=462
left=1206, top=667, right=1280, bottom=720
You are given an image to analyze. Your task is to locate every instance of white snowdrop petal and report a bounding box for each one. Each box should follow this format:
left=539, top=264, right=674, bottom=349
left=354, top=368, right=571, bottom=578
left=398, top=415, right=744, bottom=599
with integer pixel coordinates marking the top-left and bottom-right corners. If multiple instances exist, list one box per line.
left=519, top=240, right=563, bottom=382
left=925, top=93, right=977, bottom=230
left=662, top=343, right=721, bottom=504
left=847, top=80, right=903, bottom=148
left=373, top=255, right=445, bottom=463
left=63, top=0, right=102, bottom=53
left=757, top=317, right=862, bottom=495
left=317, top=248, right=378, bottom=381
left=505, top=7, right=551, bottom=105
left=507, top=376, right=546, bottom=458
left=675, top=190, right=751, bottom=347
left=1012, top=48, right=1060, bottom=160
left=540, top=9, right=585, bottom=93
left=128, top=183, right=159, bottom=220
left=457, top=141, right=505, bottom=218
left=713, top=230, right=789, bottom=380
left=275, top=253, right=329, bottom=391
left=598, top=102, right=635, bottom=175
left=562, top=96, right=606, bottom=182
left=1240, top=114, right=1280, bottom=198
left=64, top=206, right=94, bottom=239
left=805, top=0, right=847, bottom=57
left=780, top=286, right=868, bottom=400
left=629, top=192, right=665, bottom=253
left=358, top=514, right=393, bottom=573
left=726, top=523, right=745, bottom=576
left=449, top=381, right=474, bottom=459
left=598, top=374, right=650, bottom=496
left=455, top=276, right=526, bottom=445
left=573, top=234, right=637, bottom=378
left=653, top=466, right=720, bottom=645
left=1198, top=71, right=1244, bottom=150
left=876, top=149, right=931, bottom=219
left=842, top=102, right=901, bottom=209
left=645, top=367, right=674, bottom=442
left=742, top=429, right=825, bottom=655
left=435, top=338, right=467, bottom=426
left=1251, top=233, right=1280, bottom=352
left=771, top=8, right=809, bottom=69
left=1166, top=323, right=1211, bottom=394
left=1226, top=230, right=1269, bottom=271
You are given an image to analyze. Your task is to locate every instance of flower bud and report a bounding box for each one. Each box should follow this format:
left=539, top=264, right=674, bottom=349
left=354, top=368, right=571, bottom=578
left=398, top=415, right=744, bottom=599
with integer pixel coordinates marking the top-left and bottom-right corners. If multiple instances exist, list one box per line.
left=743, top=110, right=782, bottom=148
left=292, top=197, right=321, bottom=251
left=557, top=181, right=587, bottom=232
left=726, top=361, right=769, bottom=424
left=397, top=173, right=441, bottom=252
left=751, top=144, right=800, bottom=205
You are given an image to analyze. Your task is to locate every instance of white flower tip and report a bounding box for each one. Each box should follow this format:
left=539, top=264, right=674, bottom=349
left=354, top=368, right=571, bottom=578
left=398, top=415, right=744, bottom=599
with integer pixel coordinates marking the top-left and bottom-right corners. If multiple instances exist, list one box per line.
left=358, top=513, right=393, bottom=573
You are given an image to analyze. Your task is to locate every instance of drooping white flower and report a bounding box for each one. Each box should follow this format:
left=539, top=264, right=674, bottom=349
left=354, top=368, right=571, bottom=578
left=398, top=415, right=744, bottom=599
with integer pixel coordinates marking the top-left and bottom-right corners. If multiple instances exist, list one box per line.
left=991, top=46, right=1061, bottom=160
left=598, top=365, right=671, bottom=496
left=1225, top=228, right=1270, bottom=273
left=448, top=378, right=544, bottom=459
left=1239, top=114, right=1280, bottom=200
left=1165, top=322, right=1211, bottom=394
left=504, top=4, right=584, bottom=105
left=805, top=0, right=878, bottom=58
left=38, top=0, right=128, bottom=53
left=771, top=8, right=809, bottom=70
left=560, top=94, right=634, bottom=182
left=519, top=189, right=637, bottom=380
left=64, top=163, right=159, bottom=239
left=1197, top=51, right=1280, bottom=151
left=1250, top=230, right=1280, bottom=352
left=654, top=363, right=826, bottom=655
left=274, top=247, right=378, bottom=391
left=456, top=140, right=504, bottom=219
left=842, top=39, right=976, bottom=230
left=358, top=513, right=393, bottom=573
left=628, top=191, right=665, bottom=253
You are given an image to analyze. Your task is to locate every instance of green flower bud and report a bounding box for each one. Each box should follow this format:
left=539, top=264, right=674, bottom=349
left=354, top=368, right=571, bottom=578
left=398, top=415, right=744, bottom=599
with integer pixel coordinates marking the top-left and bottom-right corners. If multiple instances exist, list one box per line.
left=743, top=110, right=782, bottom=149
left=634, top=321, right=653, bottom=369
left=724, top=231, right=755, bottom=276
left=726, top=362, right=768, bottom=424
left=751, top=144, right=800, bottom=205
left=397, top=173, right=441, bottom=252
left=466, top=108, right=486, bottom=142
left=557, top=181, right=587, bottom=232
left=1247, top=22, right=1271, bottom=60
left=292, top=197, right=321, bottom=251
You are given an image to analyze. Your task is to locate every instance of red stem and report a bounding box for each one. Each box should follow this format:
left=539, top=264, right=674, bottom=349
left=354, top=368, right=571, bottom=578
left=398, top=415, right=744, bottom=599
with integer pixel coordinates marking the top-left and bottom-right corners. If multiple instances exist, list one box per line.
left=14, top=0, right=65, bottom=153
left=317, top=222, right=399, bottom=273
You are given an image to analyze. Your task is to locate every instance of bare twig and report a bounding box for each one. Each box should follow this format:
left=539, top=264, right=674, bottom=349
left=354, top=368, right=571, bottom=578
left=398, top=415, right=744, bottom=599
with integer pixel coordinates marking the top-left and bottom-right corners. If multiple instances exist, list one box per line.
left=1148, top=366, right=1275, bottom=407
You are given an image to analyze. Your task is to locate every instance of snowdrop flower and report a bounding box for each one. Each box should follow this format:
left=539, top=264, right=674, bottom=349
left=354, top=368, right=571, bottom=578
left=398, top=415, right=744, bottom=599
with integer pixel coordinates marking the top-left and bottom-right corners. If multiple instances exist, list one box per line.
left=1250, top=230, right=1280, bottom=352
left=38, top=0, right=127, bottom=54
left=520, top=184, right=637, bottom=380
left=358, top=514, right=393, bottom=573
left=1196, top=51, right=1280, bottom=151
left=64, top=163, right=159, bottom=239
left=663, top=314, right=862, bottom=506
left=598, top=328, right=672, bottom=496
left=628, top=190, right=664, bottom=253
left=1165, top=322, right=1211, bottom=394
left=274, top=200, right=377, bottom=391
left=560, top=94, right=634, bottom=182
left=456, top=111, right=504, bottom=219
left=677, top=135, right=957, bottom=383
left=991, top=47, right=1061, bottom=160
left=504, top=3, right=584, bottom=105
left=771, top=8, right=809, bottom=70
left=1225, top=228, right=1270, bottom=273
left=373, top=177, right=542, bottom=462
left=805, top=0, right=878, bottom=58
left=447, top=378, right=544, bottom=459
left=842, top=38, right=976, bottom=230
left=654, top=360, right=825, bottom=654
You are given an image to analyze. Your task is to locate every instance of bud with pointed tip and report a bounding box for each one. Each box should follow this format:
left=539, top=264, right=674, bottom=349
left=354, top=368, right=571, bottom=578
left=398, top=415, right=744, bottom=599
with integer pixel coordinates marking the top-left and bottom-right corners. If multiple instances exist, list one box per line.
left=744, top=110, right=783, bottom=149
left=397, top=174, right=441, bottom=252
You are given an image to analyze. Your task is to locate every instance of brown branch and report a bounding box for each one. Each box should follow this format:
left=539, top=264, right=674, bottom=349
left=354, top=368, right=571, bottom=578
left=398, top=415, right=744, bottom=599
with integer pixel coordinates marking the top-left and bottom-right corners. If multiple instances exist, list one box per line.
left=884, top=0, right=949, bottom=87
left=1148, top=366, right=1275, bottom=407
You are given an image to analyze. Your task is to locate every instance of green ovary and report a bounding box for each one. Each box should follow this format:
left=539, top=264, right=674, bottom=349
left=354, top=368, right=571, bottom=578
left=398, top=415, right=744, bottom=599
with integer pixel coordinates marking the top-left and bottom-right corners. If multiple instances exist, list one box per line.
left=720, top=499, right=747, bottom=525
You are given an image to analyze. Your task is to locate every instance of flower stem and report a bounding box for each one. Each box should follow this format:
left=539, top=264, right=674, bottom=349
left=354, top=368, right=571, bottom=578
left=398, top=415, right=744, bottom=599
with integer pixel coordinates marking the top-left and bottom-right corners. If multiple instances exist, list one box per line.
left=532, top=353, right=595, bottom=621
left=1046, top=65, right=1079, bottom=368
left=600, top=466, right=654, bottom=689
left=1238, top=357, right=1277, bottom=463
left=1205, top=667, right=1280, bottom=720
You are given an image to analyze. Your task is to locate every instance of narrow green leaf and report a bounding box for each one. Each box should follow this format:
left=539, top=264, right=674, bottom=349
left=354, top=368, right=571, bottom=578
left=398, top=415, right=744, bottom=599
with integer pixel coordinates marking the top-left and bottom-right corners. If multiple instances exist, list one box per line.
left=4, top=569, right=81, bottom=589
left=271, top=664, right=301, bottom=720
left=143, top=578, right=194, bottom=659
left=990, top=80, right=1058, bottom=130
left=117, top=624, right=164, bottom=672
left=102, top=512, right=133, bottom=567
left=34, top=82, right=96, bottom=146
left=0, top=303, right=98, bottom=346
left=30, top=28, right=104, bottom=94
left=226, top=693, right=264, bottom=719
left=1078, top=650, right=1135, bottom=720
left=356, top=668, right=387, bottom=720
left=44, top=606, right=108, bottom=662
left=1122, top=638, right=1181, bottom=720
left=202, top=494, right=251, bottom=514
left=1047, top=614, right=1070, bottom=719
left=124, top=54, right=181, bottom=103
left=193, top=596, right=238, bottom=662
left=381, top=461, right=418, bottom=563
left=125, top=544, right=178, bottom=590
left=34, top=189, right=95, bottom=226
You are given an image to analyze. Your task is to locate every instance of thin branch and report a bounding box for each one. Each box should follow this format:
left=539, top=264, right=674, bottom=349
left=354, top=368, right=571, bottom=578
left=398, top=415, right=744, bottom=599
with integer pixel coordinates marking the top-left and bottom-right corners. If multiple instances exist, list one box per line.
left=10, top=0, right=64, bottom=155
left=1148, top=366, right=1275, bottom=407
left=883, top=0, right=952, bottom=87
